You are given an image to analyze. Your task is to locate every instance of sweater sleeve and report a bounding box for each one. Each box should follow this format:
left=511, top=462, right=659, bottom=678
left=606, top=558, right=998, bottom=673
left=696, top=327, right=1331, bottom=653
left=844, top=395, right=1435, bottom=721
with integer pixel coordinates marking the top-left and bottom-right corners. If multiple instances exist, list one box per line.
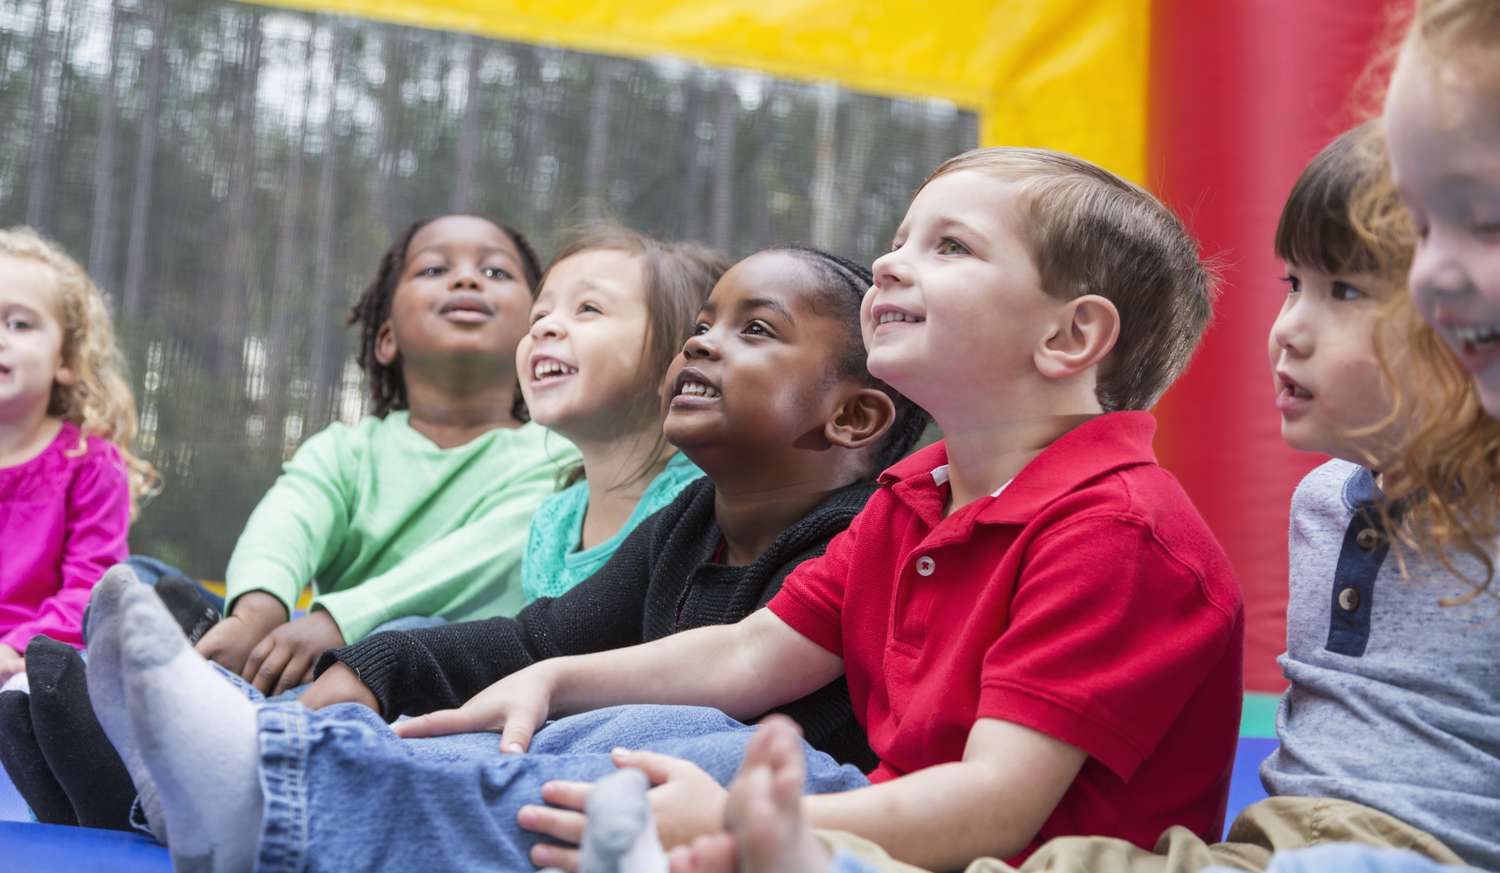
left=224, top=424, right=354, bottom=617
left=317, top=503, right=664, bottom=718
left=0, top=444, right=130, bottom=651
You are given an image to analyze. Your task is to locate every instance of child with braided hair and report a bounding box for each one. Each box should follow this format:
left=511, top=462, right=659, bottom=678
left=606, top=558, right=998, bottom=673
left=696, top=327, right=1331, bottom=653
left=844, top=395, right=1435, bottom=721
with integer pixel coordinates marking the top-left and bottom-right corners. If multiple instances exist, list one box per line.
left=193, top=214, right=579, bottom=696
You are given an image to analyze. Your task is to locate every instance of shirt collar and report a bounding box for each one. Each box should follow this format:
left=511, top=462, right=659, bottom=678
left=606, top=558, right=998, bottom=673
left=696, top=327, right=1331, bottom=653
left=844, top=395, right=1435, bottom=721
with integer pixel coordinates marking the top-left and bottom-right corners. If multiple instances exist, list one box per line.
left=879, top=411, right=1160, bottom=524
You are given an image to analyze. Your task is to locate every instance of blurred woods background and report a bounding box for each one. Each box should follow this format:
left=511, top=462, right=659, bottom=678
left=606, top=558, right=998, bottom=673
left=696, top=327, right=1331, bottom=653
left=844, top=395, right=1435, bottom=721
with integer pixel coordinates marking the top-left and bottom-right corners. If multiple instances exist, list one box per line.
left=0, top=0, right=975, bottom=576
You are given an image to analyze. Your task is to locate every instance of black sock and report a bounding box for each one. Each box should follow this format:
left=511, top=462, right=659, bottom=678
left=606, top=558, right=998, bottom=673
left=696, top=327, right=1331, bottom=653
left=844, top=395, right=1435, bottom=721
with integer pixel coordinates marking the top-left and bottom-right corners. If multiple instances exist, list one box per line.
left=25, top=636, right=138, bottom=831
left=0, top=689, right=78, bottom=825
left=154, top=575, right=222, bottom=645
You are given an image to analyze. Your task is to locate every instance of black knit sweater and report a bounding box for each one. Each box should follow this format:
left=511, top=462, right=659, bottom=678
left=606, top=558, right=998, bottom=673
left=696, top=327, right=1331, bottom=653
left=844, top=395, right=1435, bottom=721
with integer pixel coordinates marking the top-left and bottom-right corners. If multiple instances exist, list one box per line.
left=316, top=477, right=879, bottom=771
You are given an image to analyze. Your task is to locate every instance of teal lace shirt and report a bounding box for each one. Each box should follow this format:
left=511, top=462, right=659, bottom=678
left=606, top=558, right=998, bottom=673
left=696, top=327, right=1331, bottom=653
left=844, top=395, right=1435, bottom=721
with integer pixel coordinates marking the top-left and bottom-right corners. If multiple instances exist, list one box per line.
left=520, top=452, right=704, bottom=602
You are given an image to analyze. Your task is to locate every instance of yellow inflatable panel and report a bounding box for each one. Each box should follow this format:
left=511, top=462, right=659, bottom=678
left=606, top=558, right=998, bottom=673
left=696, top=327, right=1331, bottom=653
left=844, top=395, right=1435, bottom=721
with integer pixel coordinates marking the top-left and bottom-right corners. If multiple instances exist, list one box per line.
left=249, top=0, right=1148, bottom=181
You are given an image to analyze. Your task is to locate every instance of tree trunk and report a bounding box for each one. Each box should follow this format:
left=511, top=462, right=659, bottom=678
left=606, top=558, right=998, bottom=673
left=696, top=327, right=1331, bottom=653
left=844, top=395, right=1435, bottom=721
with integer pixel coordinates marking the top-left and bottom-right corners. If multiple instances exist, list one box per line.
left=710, top=76, right=736, bottom=251
left=23, top=0, right=55, bottom=228
left=370, top=34, right=407, bottom=238
left=451, top=35, right=483, bottom=212
left=210, top=9, right=262, bottom=377
left=308, top=26, right=346, bottom=425
left=808, top=82, right=839, bottom=251
left=264, top=20, right=319, bottom=442
left=582, top=61, right=615, bottom=219
left=88, top=0, right=124, bottom=289
left=122, top=0, right=167, bottom=318
left=676, top=77, right=705, bottom=242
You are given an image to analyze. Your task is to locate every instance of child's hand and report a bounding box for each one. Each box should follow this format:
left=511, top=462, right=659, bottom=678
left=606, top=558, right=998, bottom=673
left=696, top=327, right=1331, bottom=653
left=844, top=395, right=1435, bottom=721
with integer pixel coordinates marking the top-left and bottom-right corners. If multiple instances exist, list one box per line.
left=299, top=661, right=380, bottom=713
left=196, top=590, right=286, bottom=674
left=241, top=610, right=346, bottom=697
left=516, top=749, right=729, bottom=871
left=393, top=663, right=556, bottom=751
left=0, top=643, right=24, bottom=683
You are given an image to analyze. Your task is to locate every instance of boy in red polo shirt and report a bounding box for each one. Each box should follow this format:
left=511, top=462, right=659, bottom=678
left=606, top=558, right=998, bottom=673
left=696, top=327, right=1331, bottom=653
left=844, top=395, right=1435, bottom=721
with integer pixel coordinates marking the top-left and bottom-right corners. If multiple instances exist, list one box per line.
left=399, top=147, right=1243, bottom=871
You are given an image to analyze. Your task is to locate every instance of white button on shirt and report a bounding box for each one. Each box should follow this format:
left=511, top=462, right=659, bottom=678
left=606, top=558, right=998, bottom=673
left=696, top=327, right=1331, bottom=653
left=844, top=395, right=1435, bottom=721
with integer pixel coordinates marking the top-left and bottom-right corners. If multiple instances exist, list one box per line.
left=915, top=555, right=936, bottom=576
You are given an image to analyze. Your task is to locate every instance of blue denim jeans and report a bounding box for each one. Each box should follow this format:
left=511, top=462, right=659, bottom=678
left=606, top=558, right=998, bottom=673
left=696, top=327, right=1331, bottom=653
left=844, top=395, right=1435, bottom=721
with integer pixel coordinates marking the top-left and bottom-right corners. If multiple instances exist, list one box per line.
left=250, top=701, right=869, bottom=873
left=1205, top=846, right=1468, bottom=873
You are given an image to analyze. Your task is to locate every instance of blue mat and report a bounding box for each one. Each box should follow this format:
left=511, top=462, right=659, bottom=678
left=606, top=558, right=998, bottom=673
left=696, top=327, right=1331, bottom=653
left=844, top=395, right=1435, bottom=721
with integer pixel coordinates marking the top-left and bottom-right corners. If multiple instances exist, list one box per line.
left=1224, top=736, right=1275, bottom=837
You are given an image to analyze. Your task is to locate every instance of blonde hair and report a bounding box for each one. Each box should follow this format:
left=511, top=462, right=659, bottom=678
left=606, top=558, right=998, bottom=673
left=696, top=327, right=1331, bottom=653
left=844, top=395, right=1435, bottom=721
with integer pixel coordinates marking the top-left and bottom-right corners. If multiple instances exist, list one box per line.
left=1347, top=132, right=1500, bottom=601
left=1403, top=0, right=1500, bottom=93
left=0, top=227, right=158, bottom=515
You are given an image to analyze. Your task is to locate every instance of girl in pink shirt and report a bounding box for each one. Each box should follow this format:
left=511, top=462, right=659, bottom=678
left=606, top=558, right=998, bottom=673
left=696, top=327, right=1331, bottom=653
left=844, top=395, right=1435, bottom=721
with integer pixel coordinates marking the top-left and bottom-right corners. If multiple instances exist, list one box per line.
left=0, top=227, right=155, bottom=682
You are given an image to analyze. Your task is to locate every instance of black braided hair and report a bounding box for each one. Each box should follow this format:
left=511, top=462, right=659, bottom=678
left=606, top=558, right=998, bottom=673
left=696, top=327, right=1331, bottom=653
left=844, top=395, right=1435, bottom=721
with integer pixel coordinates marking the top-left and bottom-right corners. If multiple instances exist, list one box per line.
left=775, top=246, right=930, bottom=474
left=346, top=215, right=545, bottom=419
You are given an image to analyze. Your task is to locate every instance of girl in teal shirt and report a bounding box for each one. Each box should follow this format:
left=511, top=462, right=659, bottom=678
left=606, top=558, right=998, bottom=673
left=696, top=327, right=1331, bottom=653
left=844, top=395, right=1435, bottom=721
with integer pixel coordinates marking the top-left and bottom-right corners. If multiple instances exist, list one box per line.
left=517, top=223, right=727, bottom=602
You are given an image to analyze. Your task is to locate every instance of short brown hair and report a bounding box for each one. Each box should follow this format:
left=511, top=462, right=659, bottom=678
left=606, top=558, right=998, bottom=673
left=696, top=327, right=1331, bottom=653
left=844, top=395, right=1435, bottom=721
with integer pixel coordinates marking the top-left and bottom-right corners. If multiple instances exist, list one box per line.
left=922, top=148, right=1214, bottom=411
left=544, top=222, right=730, bottom=486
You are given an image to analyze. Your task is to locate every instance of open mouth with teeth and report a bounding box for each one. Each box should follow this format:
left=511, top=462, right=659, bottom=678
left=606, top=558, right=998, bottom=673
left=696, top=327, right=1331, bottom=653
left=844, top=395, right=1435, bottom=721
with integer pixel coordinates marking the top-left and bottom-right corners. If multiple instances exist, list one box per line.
left=1453, top=324, right=1500, bottom=355
left=677, top=379, right=721, bottom=399
left=531, top=357, right=578, bottom=384
left=876, top=311, right=923, bottom=327
left=671, top=368, right=722, bottom=406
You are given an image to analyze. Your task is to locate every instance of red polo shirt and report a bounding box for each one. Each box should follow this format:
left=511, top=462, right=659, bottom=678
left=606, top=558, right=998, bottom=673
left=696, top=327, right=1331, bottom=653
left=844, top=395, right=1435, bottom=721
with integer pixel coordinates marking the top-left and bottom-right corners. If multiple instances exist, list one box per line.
left=768, top=411, right=1243, bottom=859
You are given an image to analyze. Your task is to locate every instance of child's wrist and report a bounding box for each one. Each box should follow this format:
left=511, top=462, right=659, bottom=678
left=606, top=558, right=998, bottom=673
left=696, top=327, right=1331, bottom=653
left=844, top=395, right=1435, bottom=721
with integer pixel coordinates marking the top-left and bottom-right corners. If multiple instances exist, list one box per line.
left=231, top=590, right=289, bottom=628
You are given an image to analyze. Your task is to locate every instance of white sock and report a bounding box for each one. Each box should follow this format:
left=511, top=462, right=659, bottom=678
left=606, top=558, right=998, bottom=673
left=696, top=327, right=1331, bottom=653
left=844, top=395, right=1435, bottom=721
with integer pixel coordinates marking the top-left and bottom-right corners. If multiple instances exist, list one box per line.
left=119, top=582, right=261, bottom=873
left=581, top=768, right=668, bottom=873
left=84, top=564, right=168, bottom=843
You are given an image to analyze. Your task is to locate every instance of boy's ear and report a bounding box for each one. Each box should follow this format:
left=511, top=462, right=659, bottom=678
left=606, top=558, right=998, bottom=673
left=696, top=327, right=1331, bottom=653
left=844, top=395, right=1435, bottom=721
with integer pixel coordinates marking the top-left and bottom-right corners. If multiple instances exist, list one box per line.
left=824, top=386, right=897, bottom=450
left=1035, top=294, right=1120, bottom=380
left=374, top=320, right=399, bottom=367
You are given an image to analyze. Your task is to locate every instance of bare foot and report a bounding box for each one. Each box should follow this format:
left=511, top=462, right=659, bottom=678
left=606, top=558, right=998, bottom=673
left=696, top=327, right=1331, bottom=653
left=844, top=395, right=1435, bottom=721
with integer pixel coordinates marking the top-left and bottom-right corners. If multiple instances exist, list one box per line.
left=664, top=716, right=833, bottom=873
left=744, top=716, right=837, bottom=873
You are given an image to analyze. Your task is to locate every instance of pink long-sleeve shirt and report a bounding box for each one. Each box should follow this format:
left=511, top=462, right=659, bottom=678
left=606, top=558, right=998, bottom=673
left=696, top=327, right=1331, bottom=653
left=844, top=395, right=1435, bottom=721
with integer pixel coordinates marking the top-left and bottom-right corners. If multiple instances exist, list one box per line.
left=0, top=421, right=130, bottom=651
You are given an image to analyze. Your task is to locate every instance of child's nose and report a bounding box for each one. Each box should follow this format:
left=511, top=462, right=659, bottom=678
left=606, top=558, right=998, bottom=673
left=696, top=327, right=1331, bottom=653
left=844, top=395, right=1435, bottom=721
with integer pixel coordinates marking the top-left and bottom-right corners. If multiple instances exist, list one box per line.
left=1410, top=243, right=1474, bottom=306
left=871, top=248, right=911, bottom=289
left=682, top=331, right=717, bottom=359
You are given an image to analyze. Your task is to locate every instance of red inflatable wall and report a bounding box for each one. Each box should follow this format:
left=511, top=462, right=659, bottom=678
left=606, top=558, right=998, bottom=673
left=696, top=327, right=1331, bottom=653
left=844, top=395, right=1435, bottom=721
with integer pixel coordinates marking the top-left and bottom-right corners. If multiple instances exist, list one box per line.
left=1148, top=1, right=1391, bottom=691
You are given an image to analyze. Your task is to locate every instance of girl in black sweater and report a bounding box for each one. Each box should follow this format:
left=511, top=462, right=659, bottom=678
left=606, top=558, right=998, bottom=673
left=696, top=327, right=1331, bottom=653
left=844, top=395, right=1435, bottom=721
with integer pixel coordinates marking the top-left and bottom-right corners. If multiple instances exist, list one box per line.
left=300, top=247, right=930, bottom=773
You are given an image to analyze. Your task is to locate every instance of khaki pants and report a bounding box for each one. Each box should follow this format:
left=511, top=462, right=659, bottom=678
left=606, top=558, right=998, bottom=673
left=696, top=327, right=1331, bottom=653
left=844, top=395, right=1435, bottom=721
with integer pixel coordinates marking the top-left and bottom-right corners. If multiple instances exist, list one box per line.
left=819, top=797, right=1468, bottom=873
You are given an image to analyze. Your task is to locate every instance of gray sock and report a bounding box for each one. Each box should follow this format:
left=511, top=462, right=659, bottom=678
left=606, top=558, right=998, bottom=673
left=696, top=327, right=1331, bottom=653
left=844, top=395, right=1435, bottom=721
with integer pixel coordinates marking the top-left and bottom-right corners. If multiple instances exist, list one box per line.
left=580, top=768, right=667, bottom=873
left=84, top=564, right=168, bottom=843
left=119, top=583, right=261, bottom=873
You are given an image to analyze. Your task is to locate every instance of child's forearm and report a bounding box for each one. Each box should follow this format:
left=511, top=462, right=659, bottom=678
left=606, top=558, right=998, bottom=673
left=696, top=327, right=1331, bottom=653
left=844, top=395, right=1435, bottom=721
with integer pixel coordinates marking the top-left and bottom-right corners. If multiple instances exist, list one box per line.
left=547, top=609, right=841, bottom=723
left=804, top=761, right=1033, bottom=869
left=803, top=718, right=1085, bottom=870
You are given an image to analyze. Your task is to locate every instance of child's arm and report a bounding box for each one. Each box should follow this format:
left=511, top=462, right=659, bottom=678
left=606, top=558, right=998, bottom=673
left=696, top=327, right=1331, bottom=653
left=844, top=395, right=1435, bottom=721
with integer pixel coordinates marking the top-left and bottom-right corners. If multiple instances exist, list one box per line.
left=308, top=473, right=551, bottom=645
left=394, top=608, right=843, bottom=752
left=804, top=718, right=1085, bottom=867
left=304, top=512, right=665, bottom=716
left=200, top=423, right=356, bottom=674
left=0, top=443, right=130, bottom=654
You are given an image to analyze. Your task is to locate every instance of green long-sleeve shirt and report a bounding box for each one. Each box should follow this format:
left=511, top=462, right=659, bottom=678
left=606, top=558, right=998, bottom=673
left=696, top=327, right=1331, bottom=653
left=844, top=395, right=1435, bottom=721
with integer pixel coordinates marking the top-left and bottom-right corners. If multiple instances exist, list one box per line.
left=224, top=412, right=579, bottom=643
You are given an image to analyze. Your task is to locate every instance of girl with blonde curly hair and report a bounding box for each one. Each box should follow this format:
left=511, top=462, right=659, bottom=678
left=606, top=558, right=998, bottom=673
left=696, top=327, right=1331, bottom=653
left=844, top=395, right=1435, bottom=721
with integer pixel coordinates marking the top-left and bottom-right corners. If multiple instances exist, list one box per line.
left=0, top=226, right=155, bottom=681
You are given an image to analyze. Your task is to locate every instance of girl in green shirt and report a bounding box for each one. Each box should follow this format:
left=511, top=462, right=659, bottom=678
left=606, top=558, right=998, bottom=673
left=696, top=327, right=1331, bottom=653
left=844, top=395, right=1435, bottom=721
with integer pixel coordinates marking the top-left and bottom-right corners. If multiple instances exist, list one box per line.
left=197, top=214, right=581, bottom=696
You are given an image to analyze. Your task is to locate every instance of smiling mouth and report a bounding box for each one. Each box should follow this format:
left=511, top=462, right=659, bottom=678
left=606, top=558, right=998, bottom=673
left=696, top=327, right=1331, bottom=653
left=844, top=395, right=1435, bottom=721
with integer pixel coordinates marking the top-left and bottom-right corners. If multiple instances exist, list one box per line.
left=1451, top=324, right=1500, bottom=356
left=876, top=311, right=923, bottom=326
left=532, top=358, right=578, bottom=383
left=671, top=368, right=722, bottom=402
